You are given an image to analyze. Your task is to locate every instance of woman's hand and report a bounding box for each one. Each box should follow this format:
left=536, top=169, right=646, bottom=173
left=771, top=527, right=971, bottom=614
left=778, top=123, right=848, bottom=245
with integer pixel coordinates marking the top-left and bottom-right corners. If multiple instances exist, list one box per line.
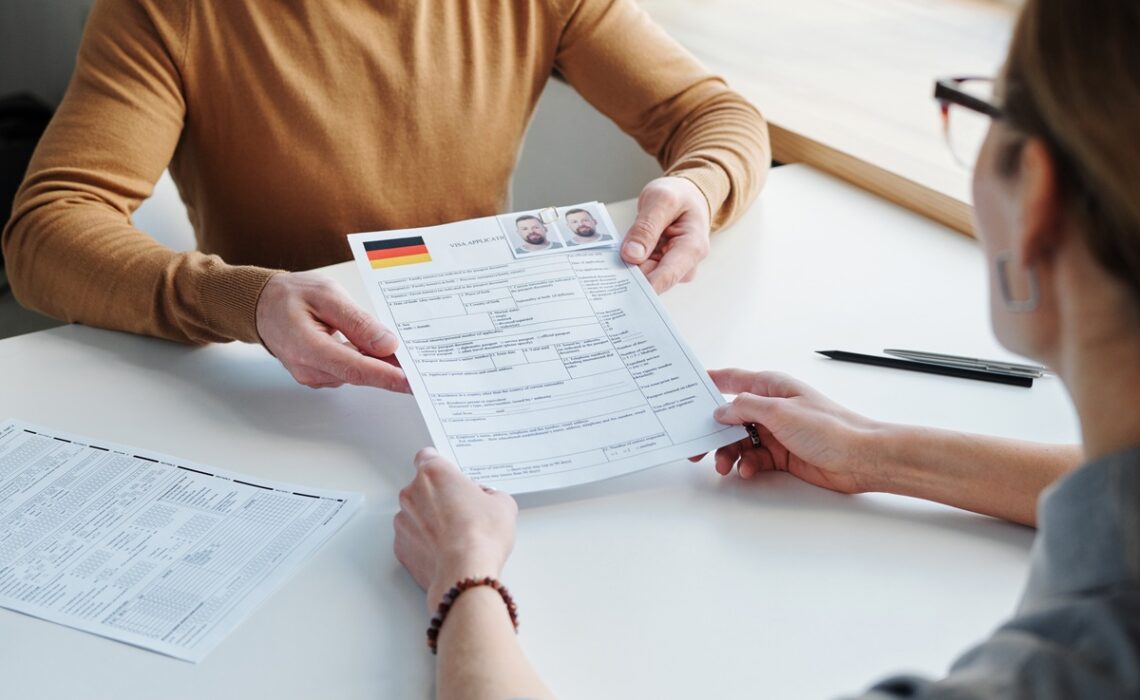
left=393, top=448, right=519, bottom=612
left=708, top=368, right=887, bottom=494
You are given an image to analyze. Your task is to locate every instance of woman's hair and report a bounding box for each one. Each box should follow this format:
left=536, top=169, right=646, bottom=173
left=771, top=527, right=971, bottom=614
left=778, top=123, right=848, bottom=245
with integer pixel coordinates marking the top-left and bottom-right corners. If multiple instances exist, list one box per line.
left=1000, top=0, right=1140, bottom=302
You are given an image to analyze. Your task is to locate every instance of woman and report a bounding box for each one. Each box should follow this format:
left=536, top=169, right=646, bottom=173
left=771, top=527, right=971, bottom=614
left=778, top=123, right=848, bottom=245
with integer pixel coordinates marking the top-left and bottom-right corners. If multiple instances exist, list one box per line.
left=392, top=0, right=1140, bottom=697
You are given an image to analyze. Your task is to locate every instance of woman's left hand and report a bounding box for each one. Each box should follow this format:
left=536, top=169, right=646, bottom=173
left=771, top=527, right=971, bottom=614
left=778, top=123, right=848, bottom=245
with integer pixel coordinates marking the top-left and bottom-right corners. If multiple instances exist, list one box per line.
left=393, top=448, right=519, bottom=612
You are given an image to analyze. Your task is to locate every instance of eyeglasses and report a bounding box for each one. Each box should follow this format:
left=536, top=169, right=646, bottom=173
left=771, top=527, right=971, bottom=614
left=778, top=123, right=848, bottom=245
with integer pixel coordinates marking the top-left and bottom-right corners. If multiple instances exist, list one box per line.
left=934, top=77, right=1003, bottom=170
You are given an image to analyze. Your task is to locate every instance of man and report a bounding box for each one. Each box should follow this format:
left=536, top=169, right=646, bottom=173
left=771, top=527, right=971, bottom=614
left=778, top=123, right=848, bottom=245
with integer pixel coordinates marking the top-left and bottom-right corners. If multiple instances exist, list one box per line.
left=2, top=0, right=769, bottom=394
left=563, top=208, right=613, bottom=246
left=514, top=215, right=563, bottom=254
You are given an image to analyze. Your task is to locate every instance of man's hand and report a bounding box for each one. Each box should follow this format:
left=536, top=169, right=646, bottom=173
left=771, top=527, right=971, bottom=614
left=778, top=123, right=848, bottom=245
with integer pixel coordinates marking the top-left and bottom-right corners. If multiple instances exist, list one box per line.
left=255, top=271, right=410, bottom=392
left=621, top=176, right=712, bottom=293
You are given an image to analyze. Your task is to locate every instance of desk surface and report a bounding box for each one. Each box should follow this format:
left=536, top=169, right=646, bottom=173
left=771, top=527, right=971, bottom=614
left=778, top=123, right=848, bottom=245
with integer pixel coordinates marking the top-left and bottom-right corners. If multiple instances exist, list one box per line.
left=639, top=0, right=1015, bottom=234
left=0, top=165, right=1078, bottom=699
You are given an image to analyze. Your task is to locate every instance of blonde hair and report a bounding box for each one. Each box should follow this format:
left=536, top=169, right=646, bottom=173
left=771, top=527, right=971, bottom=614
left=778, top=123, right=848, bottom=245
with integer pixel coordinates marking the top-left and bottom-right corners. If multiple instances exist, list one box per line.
left=1002, top=0, right=1140, bottom=300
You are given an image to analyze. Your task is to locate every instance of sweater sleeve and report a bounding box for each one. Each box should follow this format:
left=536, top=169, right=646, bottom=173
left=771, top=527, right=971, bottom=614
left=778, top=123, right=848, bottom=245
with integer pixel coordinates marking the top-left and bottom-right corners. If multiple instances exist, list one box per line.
left=1, top=0, right=276, bottom=344
left=552, top=0, right=770, bottom=231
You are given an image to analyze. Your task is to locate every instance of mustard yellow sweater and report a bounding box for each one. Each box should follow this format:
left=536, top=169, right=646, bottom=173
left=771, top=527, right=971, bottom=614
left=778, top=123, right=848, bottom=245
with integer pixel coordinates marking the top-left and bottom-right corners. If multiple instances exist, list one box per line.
left=3, top=0, right=768, bottom=344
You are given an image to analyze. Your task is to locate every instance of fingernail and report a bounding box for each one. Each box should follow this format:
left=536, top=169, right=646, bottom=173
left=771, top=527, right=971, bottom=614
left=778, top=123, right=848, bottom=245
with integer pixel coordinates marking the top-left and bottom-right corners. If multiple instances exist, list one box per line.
left=624, top=241, right=646, bottom=260
left=713, top=405, right=727, bottom=420
left=370, top=331, right=396, bottom=354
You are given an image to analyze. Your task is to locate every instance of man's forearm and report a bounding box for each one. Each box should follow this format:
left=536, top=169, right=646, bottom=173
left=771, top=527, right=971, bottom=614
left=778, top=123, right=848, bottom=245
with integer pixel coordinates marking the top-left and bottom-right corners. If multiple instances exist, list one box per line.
left=660, top=88, right=770, bottom=231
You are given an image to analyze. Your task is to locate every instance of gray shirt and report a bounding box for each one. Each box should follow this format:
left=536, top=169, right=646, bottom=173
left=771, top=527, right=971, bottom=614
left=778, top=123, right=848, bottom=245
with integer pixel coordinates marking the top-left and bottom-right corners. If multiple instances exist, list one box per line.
left=850, top=447, right=1140, bottom=699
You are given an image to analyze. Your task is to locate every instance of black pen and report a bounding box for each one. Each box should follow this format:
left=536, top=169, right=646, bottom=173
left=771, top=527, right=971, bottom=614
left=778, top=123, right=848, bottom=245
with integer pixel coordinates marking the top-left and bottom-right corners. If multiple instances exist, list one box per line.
left=816, top=350, right=1034, bottom=387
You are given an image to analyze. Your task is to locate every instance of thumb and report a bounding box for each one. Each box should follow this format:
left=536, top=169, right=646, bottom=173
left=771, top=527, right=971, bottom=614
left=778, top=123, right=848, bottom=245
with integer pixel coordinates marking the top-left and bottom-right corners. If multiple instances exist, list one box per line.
left=312, top=286, right=399, bottom=358
left=713, top=393, right=783, bottom=427
left=623, top=186, right=682, bottom=264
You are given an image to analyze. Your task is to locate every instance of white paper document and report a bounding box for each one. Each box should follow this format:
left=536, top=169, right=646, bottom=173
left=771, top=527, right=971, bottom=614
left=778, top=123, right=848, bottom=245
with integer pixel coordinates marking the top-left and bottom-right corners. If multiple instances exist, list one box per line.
left=348, top=203, right=746, bottom=493
left=0, top=420, right=361, bottom=662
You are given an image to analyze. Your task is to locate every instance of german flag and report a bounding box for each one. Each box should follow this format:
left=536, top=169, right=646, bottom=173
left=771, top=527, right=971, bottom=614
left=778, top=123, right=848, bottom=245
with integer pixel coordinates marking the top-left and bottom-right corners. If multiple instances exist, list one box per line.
left=364, top=236, right=432, bottom=269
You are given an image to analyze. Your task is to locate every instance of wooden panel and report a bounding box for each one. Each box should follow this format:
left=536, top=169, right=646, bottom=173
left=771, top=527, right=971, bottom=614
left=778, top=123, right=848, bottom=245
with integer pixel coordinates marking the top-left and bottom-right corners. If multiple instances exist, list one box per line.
left=771, top=124, right=975, bottom=235
left=639, top=0, right=1015, bottom=235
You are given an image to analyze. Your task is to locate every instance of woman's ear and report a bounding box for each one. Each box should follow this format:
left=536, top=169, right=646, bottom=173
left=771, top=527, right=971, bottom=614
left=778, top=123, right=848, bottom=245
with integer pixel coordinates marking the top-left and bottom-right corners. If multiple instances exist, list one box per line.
left=1014, top=137, right=1066, bottom=266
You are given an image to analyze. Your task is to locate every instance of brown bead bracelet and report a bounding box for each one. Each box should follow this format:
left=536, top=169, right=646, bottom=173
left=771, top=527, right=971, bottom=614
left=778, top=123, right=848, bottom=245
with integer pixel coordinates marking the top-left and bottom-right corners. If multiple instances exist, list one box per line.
left=427, top=576, right=518, bottom=655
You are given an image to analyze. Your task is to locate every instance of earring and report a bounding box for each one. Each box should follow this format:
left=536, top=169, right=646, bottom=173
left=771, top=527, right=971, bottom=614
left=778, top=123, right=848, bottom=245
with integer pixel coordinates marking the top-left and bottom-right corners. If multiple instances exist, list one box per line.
left=995, top=251, right=1040, bottom=313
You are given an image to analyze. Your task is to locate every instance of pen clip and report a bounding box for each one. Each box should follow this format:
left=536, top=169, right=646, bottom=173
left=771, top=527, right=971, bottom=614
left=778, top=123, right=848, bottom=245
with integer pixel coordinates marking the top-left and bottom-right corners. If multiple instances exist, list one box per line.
left=883, top=349, right=1047, bottom=378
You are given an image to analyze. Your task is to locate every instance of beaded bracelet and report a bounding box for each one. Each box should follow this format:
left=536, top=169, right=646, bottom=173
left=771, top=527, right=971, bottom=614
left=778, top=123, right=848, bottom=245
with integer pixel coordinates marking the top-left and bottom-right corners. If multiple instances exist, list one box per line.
left=427, top=576, right=518, bottom=654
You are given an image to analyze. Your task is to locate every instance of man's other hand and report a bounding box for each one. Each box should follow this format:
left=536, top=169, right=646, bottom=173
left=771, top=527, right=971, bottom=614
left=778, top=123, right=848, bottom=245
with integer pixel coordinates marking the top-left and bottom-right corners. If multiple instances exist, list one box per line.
left=255, top=271, right=410, bottom=392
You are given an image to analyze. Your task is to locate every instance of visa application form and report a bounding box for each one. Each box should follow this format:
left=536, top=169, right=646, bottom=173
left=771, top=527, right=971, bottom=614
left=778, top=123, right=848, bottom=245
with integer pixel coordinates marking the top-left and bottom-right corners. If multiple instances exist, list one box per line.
left=0, top=420, right=361, bottom=661
left=348, top=203, right=746, bottom=493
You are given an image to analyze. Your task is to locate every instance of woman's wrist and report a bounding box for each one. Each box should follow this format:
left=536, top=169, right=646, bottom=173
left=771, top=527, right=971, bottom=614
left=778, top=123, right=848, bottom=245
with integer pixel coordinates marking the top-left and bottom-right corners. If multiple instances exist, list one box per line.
left=865, top=423, right=978, bottom=501
left=427, top=576, right=519, bottom=654
left=856, top=422, right=929, bottom=496
left=427, top=553, right=505, bottom=613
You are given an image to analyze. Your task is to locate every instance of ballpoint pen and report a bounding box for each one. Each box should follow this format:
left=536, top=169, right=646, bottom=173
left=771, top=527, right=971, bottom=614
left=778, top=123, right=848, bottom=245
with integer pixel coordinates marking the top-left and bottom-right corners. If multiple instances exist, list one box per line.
left=883, top=348, right=1050, bottom=378
left=817, top=350, right=1034, bottom=387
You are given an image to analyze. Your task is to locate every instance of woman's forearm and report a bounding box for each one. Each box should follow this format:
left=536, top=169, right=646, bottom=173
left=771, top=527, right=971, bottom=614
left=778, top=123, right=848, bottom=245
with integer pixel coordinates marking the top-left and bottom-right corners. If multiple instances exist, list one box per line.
left=869, top=426, right=1081, bottom=526
left=437, top=586, right=555, bottom=700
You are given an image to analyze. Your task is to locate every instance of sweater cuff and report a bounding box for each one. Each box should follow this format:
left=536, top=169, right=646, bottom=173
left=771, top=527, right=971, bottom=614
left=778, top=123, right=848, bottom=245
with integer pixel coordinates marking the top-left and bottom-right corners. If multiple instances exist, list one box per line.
left=669, top=166, right=731, bottom=231
left=197, top=264, right=280, bottom=344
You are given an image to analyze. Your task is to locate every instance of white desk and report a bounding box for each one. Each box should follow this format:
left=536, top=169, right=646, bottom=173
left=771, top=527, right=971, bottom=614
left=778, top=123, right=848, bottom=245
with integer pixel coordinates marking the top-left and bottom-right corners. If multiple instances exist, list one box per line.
left=0, top=165, right=1078, bottom=699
